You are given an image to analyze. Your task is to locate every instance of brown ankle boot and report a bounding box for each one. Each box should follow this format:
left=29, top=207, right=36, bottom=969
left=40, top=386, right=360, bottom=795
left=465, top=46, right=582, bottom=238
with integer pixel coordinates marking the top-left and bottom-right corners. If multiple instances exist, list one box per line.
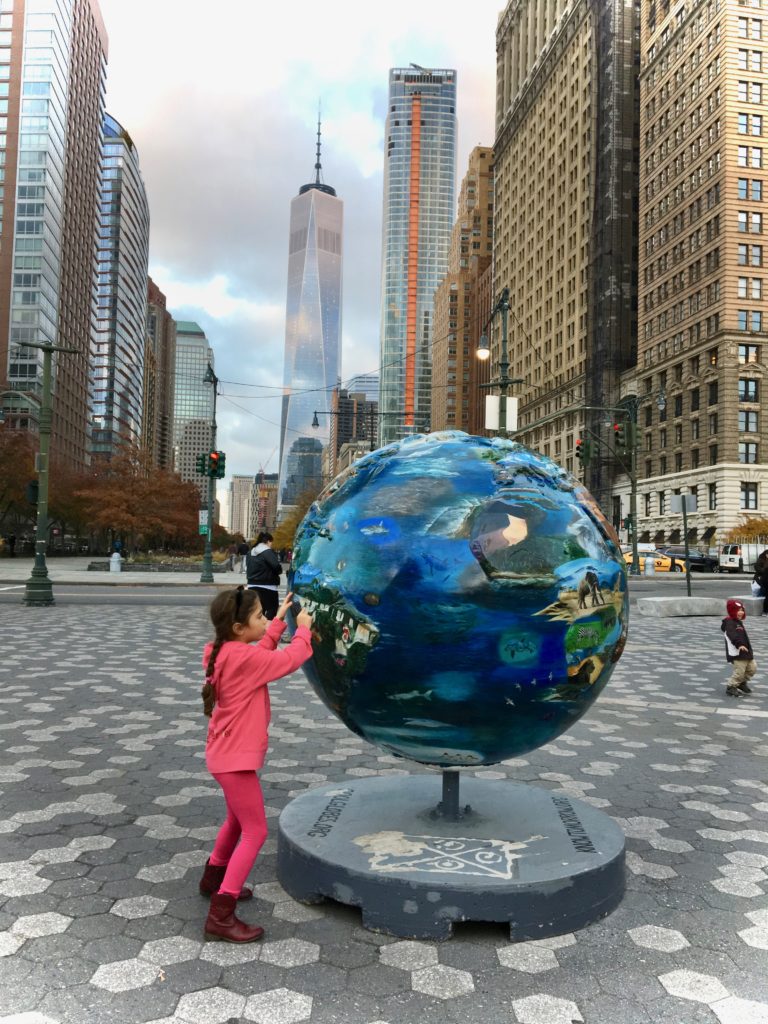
left=204, top=892, right=264, bottom=943
left=198, top=860, right=253, bottom=901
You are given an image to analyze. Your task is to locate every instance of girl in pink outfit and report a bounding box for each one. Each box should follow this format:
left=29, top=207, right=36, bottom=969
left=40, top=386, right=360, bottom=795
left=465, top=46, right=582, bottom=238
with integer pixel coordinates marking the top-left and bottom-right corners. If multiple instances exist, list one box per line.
left=198, top=585, right=313, bottom=943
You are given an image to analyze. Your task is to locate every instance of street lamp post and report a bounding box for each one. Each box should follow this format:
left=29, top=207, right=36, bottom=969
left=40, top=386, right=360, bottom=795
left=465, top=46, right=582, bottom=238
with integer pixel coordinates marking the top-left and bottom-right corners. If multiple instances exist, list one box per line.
left=200, top=363, right=218, bottom=585
left=23, top=341, right=78, bottom=607
left=476, top=287, right=524, bottom=434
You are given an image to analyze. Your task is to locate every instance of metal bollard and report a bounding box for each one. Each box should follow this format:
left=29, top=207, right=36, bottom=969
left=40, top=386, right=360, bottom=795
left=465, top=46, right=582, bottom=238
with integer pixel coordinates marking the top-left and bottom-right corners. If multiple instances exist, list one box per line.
left=110, top=552, right=122, bottom=573
left=644, top=555, right=655, bottom=575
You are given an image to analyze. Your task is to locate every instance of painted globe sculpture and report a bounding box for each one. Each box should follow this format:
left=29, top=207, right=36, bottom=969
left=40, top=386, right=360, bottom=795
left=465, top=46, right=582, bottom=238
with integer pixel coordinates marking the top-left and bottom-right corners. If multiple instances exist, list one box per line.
left=289, top=431, right=628, bottom=767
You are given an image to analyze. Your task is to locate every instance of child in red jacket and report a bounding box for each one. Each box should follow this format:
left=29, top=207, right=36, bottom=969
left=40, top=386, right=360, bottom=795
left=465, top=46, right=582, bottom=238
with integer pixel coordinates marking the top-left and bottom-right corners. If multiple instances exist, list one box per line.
left=721, top=599, right=757, bottom=698
left=198, top=586, right=313, bottom=943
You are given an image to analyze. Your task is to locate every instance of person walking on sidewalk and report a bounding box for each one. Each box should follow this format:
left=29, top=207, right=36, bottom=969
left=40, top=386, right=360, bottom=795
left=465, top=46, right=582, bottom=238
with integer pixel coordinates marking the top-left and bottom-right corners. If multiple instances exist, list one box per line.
left=721, top=598, right=757, bottom=697
left=198, top=585, right=313, bottom=943
left=245, top=531, right=282, bottom=619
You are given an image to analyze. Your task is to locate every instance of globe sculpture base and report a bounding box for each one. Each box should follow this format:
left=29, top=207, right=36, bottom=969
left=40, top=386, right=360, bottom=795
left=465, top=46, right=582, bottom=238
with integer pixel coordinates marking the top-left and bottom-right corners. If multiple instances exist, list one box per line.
left=277, top=775, right=625, bottom=941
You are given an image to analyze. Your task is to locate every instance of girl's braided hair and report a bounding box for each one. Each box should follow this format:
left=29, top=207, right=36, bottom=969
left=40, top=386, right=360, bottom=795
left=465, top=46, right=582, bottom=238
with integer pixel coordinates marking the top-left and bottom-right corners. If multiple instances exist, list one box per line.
left=202, top=586, right=262, bottom=717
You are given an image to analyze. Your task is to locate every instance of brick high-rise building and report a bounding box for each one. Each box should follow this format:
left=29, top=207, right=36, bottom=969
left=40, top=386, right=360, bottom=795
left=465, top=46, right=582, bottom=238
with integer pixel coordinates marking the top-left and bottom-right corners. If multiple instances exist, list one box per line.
left=630, top=0, right=768, bottom=545
left=144, top=278, right=177, bottom=470
left=432, top=146, right=493, bottom=433
left=0, top=0, right=108, bottom=472
left=493, top=1, right=639, bottom=506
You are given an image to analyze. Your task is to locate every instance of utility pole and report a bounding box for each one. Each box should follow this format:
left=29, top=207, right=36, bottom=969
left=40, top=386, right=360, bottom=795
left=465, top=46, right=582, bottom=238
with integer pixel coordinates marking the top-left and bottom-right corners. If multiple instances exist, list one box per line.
left=200, top=364, right=218, bottom=584
left=23, top=341, right=78, bottom=607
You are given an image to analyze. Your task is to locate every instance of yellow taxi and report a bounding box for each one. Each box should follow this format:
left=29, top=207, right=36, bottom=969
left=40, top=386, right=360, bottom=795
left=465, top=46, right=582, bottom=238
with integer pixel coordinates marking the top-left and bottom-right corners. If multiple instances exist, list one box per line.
left=623, top=550, right=683, bottom=573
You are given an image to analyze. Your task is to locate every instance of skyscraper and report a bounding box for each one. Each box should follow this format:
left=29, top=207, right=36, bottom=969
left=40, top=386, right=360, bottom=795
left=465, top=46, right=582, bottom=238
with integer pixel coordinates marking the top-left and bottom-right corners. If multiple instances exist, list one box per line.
left=0, top=0, right=108, bottom=471
left=173, top=321, right=214, bottom=507
left=432, top=145, right=493, bottom=433
left=144, top=278, right=177, bottom=470
left=493, top=1, right=638, bottom=508
left=277, top=122, right=343, bottom=517
left=379, top=66, right=457, bottom=444
left=91, top=113, right=150, bottom=460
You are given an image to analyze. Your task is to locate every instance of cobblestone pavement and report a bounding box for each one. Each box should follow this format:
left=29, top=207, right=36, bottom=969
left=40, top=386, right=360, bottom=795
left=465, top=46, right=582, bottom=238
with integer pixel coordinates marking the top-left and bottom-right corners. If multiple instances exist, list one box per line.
left=1, top=603, right=767, bottom=1024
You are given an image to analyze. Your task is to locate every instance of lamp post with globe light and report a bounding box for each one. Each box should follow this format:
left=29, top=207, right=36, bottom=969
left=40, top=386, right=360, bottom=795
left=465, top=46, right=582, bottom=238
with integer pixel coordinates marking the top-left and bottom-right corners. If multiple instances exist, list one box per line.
left=476, top=287, right=525, bottom=435
left=22, top=341, right=78, bottom=607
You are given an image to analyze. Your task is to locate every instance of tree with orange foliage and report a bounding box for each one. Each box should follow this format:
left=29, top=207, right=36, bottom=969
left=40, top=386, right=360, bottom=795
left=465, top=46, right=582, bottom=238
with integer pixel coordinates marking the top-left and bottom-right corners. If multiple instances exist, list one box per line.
left=0, top=429, right=36, bottom=533
left=76, top=444, right=200, bottom=551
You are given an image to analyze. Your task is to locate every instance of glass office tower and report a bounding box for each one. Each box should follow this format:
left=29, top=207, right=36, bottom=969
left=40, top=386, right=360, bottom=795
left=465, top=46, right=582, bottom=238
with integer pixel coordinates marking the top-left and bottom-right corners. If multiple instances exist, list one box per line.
left=91, top=113, right=150, bottom=459
left=172, top=321, right=214, bottom=506
left=0, top=0, right=107, bottom=471
left=379, top=66, right=457, bottom=444
left=277, top=130, right=343, bottom=516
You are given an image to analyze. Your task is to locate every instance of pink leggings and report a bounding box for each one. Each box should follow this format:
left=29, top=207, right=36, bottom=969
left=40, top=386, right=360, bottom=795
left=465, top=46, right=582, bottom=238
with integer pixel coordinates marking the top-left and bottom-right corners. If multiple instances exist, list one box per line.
left=209, top=770, right=268, bottom=897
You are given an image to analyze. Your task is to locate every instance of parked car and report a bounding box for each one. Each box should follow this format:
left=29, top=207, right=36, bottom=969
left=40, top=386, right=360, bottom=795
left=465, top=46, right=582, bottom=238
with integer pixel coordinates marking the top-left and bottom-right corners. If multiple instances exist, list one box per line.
left=623, top=550, right=684, bottom=573
left=659, top=546, right=719, bottom=572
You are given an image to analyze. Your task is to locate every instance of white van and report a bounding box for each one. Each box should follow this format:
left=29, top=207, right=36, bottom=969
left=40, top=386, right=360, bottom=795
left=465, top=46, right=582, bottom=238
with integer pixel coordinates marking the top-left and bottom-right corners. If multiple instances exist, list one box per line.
left=719, top=543, right=764, bottom=573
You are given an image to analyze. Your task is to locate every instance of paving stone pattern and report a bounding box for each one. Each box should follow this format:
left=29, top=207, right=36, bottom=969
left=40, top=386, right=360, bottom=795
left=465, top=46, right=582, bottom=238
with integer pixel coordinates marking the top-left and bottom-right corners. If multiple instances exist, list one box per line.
left=0, top=605, right=767, bottom=1024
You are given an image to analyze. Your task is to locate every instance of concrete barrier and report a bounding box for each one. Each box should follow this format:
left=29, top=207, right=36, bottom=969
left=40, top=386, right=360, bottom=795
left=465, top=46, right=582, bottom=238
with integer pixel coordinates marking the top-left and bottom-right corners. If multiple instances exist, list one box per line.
left=637, top=595, right=762, bottom=617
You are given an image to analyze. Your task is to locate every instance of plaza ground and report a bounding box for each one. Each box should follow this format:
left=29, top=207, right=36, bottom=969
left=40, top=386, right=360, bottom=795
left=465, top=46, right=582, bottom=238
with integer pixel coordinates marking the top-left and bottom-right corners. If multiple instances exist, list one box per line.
left=0, top=580, right=766, bottom=1023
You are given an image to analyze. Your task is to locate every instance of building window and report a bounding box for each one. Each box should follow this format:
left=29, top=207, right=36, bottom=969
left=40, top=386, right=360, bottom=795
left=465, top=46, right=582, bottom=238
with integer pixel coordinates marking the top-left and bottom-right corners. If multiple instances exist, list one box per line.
left=660, top=429, right=667, bottom=449
left=740, top=342, right=760, bottom=362
left=646, top=459, right=653, bottom=479
left=739, top=409, right=759, bottom=431
left=691, top=448, right=700, bottom=468
left=708, top=482, right=717, bottom=510
left=645, top=493, right=652, bottom=516
left=741, top=481, right=759, bottom=509
left=645, top=405, right=653, bottom=427
left=675, top=424, right=683, bottom=444
left=739, top=378, right=759, bottom=401
left=692, top=418, right=700, bottom=439
left=690, top=388, right=700, bottom=411
left=660, top=456, right=667, bottom=475
left=740, top=441, right=759, bottom=462
left=709, top=412, right=719, bottom=433
left=708, top=382, right=718, bottom=405
left=709, top=444, right=718, bottom=465
left=658, top=491, right=666, bottom=514
left=675, top=452, right=683, bottom=472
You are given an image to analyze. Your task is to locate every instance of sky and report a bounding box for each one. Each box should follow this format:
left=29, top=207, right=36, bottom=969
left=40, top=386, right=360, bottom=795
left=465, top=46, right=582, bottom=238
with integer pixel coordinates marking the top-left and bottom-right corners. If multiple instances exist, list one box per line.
left=97, top=0, right=502, bottom=519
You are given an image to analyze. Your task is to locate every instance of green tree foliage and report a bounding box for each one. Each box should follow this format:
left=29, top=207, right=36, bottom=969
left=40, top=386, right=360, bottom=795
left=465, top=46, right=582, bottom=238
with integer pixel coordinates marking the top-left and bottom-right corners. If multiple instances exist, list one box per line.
left=272, top=488, right=318, bottom=550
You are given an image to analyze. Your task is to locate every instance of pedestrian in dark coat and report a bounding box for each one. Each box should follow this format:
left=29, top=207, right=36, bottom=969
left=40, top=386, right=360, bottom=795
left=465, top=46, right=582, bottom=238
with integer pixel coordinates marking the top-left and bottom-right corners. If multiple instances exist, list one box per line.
left=245, top=532, right=282, bottom=619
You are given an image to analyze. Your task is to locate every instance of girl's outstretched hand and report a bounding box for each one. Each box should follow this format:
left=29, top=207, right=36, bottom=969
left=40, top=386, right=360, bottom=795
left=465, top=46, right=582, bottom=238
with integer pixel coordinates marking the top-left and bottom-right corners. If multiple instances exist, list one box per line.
left=296, top=608, right=314, bottom=630
left=276, top=593, right=294, bottom=621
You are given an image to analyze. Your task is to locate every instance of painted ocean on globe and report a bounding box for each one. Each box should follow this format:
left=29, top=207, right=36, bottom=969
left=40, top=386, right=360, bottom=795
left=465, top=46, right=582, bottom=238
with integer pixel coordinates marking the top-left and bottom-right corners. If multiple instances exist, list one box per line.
left=288, top=431, right=628, bottom=767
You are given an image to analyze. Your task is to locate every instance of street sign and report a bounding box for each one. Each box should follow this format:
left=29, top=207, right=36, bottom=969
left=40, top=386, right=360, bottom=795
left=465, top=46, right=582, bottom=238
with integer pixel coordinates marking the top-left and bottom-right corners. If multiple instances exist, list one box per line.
left=671, top=494, right=697, bottom=514
left=199, top=509, right=208, bottom=525
left=484, top=395, right=519, bottom=431
left=199, top=525, right=208, bottom=536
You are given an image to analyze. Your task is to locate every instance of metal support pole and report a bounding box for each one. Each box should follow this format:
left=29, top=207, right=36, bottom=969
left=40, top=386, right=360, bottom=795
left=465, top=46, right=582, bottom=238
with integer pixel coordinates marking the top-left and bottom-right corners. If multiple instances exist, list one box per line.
left=499, top=287, right=510, bottom=435
left=682, top=496, right=692, bottom=597
left=629, top=426, right=640, bottom=577
left=23, top=341, right=77, bottom=607
left=24, top=346, right=54, bottom=606
left=200, top=366, right=217, bottom=584
left=432, top=769, right=473, bottom=821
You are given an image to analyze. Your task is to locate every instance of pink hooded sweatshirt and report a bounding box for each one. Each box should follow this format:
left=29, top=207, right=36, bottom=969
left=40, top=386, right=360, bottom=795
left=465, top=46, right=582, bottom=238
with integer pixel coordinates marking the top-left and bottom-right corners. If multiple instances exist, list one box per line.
left=202, top=618, right=312, bottom=773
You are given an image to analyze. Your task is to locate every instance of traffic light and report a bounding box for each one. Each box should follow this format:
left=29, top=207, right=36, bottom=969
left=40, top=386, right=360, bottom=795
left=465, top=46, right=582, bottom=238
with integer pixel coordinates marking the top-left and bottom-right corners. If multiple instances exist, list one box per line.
left=575, top=438, right=591, bottom=464
left=26, top=480, right=39, bottom=505
left=207, top=451, right=226, bottom=479
left=195, top=454, right=207, bottom=475
left=613, top=422, right=627, bottom=449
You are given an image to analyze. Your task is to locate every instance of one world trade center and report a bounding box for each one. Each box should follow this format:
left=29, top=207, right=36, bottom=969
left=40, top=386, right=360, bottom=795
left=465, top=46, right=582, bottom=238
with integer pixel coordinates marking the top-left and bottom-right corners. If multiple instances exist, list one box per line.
left=277, top=124, right=343, bottom=520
